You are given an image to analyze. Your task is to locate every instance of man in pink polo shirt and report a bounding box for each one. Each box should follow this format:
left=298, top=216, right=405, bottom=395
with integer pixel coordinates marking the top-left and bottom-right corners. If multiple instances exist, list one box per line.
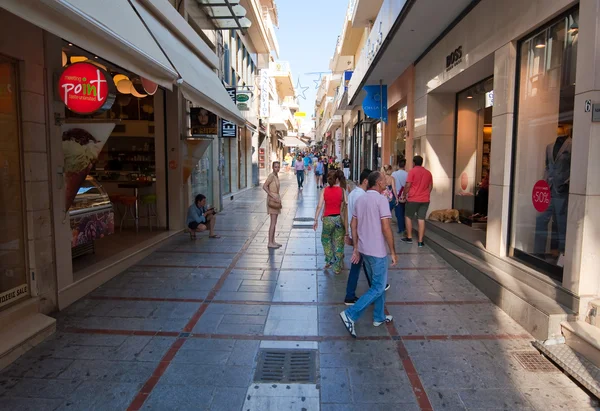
left=340, top=171, right=397, bottom=338
left=400, top=155, right=433, bottom=247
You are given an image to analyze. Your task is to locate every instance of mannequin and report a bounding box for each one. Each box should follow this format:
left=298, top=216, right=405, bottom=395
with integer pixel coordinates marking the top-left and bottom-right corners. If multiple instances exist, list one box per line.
left=534, top=126, right=572, bottom=263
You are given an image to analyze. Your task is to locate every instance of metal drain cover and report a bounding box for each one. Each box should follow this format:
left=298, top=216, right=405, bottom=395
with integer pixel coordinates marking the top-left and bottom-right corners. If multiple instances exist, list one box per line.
left=513, top=351, right=559, bottom=372
left=254, top=349, right=317, bottom=383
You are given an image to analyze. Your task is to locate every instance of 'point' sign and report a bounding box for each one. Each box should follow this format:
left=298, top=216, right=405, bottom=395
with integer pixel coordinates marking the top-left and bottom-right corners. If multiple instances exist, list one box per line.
left=58, top=62, right=115, bottom=115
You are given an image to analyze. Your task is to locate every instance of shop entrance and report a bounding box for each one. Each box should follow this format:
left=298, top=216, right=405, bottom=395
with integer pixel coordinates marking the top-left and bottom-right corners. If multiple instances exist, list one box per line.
left=453, top=77, right=494, bottom=229
left=60, top=43, right=169, bottom=280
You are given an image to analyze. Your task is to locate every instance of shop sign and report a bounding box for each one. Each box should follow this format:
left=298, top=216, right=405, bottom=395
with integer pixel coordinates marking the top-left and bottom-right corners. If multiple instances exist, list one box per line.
left=362, top=84, right=388, bottom=123
left=532, top=180, right=551, bottom=212
left=0, top=284, right=28, bottom=309
left=446, top=46, right=463, bottom=72
left=344, top=71, right=353, bottom=91
left=191, top=107, right=218, bottom=136
left=58, top=62, right=116, bottom=114
left=260, top=69, right=270, bottom=118
left=485, top=90, right=494, bottom=108
left=592, top=104, right=600, bottom=122
left=236, top=91, right=251, bottom=111
left=221, top=87, right=237, bottom=138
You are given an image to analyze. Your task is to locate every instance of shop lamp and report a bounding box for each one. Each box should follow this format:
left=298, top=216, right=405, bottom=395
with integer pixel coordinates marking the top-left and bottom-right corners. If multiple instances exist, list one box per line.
left=535, top=36, right=546, bottom=49
left=70, top=56, right=87, bottom=64
left=568, top=23, right=579, bottom=34
left=466, top=91, right=473, bottom=99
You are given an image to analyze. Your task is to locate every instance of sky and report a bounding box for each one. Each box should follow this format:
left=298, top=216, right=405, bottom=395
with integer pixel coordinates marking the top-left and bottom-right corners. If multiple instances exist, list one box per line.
left=275, top=0, right=349, bottom=116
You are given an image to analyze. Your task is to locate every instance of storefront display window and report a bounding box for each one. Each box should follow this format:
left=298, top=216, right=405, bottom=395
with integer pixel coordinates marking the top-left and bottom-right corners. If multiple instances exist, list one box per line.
left=511, top=8, right=578, bottom=278
left=395, top=107, right=408, bottom=166
left=222, top=138, right=232, bottom=194
left=454, top=77, right=493, bottom=226
left=0, top=60, right=29, bottom=309
left=191, top=141, right=213, bottom=207
left=239, top=130, right=247, bottom=189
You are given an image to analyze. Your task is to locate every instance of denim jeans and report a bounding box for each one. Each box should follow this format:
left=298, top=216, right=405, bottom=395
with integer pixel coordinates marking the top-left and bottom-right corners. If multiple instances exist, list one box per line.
left=534, top=194, right=568, bottom=253
left=345, top=254, right=388, bottom=323
left=296, top=170, right=305, bottom=187
left=344, top=255, right=372, bottom=301
left=395, top=202, right=406, bottom=233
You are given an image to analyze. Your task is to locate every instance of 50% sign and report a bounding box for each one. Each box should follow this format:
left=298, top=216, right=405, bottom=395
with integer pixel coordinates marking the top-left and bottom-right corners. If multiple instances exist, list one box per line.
left=532, top=180, right=551, bottom=212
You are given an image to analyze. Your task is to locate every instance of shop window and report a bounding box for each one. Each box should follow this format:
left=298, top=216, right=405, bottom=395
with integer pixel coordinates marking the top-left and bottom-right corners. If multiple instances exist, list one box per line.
left=191, top=141, right=214, bottom=207
left=453, top=77, right=493, bottom=227
left=510, top=8, right=578, bottom=280
left=222, top=138, right=232, bottom=194
left=0, top=60, right=29, bottom=309
left=239, top=131, right=247, bottom=189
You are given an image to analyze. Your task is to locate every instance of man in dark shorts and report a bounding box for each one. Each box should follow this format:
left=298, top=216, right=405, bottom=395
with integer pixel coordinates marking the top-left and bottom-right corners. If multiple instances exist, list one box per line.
left=400, top=155, right=433, bottom=248
left=187, top=194, right=220, bottom=239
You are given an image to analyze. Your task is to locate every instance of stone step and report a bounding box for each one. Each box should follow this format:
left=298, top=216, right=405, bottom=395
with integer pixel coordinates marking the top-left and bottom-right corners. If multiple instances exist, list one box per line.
left=424, top=222, right=575, bottom=341
left=0, top=312, right=56, bottom=371
left=561, top=320, right=600, bottom=369
left=533, top=340, right=600, bottom=399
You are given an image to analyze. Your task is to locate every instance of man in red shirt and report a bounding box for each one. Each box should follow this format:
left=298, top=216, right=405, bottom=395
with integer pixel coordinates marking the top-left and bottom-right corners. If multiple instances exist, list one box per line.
left=400, top=156, right=433, bottom=247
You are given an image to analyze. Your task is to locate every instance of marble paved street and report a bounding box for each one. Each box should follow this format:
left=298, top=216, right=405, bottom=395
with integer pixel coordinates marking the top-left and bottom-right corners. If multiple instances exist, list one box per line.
left=0, top=173, right=598, bottom=410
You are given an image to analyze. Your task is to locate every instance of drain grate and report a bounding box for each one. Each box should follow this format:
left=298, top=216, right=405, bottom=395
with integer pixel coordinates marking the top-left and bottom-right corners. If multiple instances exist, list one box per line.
left=513, top=351, right=559, bottom=372
left=254, top=349, right=317, bottom=383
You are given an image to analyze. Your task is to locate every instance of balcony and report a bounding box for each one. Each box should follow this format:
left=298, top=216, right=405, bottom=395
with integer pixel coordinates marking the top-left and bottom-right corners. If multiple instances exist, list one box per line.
left=269, top=61, right=295, bottom=98
left=269, top=101, right=294, bottom=131
left=352, top=0, right=384, bottom=28
left=337, top=0, right=365, bottom=55
left=240, top=0, right=272, bottom=54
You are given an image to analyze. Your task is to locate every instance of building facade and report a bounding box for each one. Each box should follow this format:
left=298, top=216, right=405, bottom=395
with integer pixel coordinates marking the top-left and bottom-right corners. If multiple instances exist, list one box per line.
left=328, top=0, right=600, bottom=381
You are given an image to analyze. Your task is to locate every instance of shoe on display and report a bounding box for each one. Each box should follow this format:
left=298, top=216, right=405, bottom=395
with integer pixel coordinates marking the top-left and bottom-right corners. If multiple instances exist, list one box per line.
left=373, top=315, right=393, bottom=327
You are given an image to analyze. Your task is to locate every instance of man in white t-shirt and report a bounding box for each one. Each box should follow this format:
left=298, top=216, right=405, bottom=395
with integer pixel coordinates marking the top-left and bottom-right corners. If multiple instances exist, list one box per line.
left=391, top=158, right=408, bottom=234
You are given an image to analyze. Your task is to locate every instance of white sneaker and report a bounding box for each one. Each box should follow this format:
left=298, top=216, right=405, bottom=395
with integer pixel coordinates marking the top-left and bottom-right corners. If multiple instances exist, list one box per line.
left=373, top=315, right=393, bottom=327
left=339, top=311, right=356, bottom=338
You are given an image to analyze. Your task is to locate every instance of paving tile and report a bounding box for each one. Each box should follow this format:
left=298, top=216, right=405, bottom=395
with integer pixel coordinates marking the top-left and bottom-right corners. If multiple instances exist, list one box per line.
left=57, top=360, right=158, bottom=383
left=58, top=381, right=142, bottom=410
left=263, top=306, right=318, bottom=336
left=320, top=368, right=352, bottom=403
left=457, top=388, right=533, bottom=409
left=1, top=378, right=82, bottom=399
left=210, top=386, right=247, bottom=411
left=143, top=383, right=214, bottom=410
left=0, top=397, right=64, bottom=411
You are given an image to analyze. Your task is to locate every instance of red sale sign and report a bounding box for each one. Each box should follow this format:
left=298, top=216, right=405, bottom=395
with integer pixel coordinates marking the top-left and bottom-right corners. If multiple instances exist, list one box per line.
left=58, top=62, right=115, bottom=114
left=532, top=180, right=551, bottom=212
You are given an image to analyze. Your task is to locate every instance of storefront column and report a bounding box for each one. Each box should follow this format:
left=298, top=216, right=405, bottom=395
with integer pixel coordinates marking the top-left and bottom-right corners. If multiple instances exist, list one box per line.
left=165, top=89, right=185, bottom=230
left=421, top=93, right=455, bottom=213
left=382, top=109, right=398, bottom=167
left=486, top=43, right=517, bottom=257
left=563, top=0, right=600, bottom=312
left=405, top=71, right=415, bottom=169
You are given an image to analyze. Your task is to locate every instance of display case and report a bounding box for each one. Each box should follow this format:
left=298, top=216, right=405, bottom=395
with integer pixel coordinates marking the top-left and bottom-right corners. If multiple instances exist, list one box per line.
left=69, top=176, right=115, bottom=257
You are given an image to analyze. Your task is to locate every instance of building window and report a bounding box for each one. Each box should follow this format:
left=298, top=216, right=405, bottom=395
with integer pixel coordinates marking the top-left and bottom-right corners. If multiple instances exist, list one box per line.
left=222, top=138, right=232, bottom=194
left=224, top=44, right=230, bottom=84
left=510, top=8, right=578, bottom=280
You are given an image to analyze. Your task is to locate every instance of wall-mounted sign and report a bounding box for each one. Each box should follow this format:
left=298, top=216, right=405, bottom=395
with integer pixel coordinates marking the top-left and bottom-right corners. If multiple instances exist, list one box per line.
left=294, top=112, right=306, bottom=118
left=190, top=107, right=217, bottom=136
left=485, top=90, right=494, bottom=108
left=58, top=62, right=116, bottom=114
left=592, top=104, right=600, bottom=122
left=260, top=69, right=270, bottom=118
left=362, top=84, right=388, bottom=123
left=221, top=87, right=237, bottom=138
left=236, top=91, right=251, bottom=111
left=344, top=71, right=353, bottom=91
left=446, top=46, right=463, bottom=72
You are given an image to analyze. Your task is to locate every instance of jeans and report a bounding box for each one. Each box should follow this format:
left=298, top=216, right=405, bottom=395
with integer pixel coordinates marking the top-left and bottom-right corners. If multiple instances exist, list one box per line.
left=534, top=194, right=568, bottom=254
left=394, top=202, right=406, bottom=233
left=345, top=254, right=388, bottom=323
left=296, top=170, right=305, bottom=187
left=345, top=255, right=371, bottom=300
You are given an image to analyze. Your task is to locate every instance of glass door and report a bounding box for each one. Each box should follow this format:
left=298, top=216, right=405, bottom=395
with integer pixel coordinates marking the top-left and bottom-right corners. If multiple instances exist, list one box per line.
left=0, top=59, right=29, bottom=309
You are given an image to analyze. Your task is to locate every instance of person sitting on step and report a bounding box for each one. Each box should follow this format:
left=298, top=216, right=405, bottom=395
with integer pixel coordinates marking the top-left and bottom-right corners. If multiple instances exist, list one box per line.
left=186, top=194, right=220, bottom=240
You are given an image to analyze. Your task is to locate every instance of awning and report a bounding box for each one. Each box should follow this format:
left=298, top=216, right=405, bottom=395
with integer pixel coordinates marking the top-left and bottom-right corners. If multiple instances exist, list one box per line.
left=284, top=137, right=307, bottom=148
left=131, top=0, right=245, bottom=126
left=1, top=0, right=178, bottom=89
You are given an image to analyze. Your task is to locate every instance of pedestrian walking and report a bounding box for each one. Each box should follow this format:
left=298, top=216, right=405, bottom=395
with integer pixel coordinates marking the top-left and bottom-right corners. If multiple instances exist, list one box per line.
left=294, top=155, right=305, bottom=190
left=315, top=158, right=324, bottom=188
left=303, top=154, right=311, bottom=175
left=342, top=156, right=351, bottom=180
left=392, top=158, right=408, bottom=235
left=340, top=171, right=397, bottom=338
left=382, top=165, right=399, bottom=211
left=313, top=170, right=347, bottom=275
left=263, top=161, right=282, bottom=249
left=400, top=155, right=433, bottom=247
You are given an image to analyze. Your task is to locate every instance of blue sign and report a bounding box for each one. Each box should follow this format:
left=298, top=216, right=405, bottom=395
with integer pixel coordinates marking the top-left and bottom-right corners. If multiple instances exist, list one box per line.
left=344, top=71, right=353, bottom=91
left=362, top=84, right=388, bottom=123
